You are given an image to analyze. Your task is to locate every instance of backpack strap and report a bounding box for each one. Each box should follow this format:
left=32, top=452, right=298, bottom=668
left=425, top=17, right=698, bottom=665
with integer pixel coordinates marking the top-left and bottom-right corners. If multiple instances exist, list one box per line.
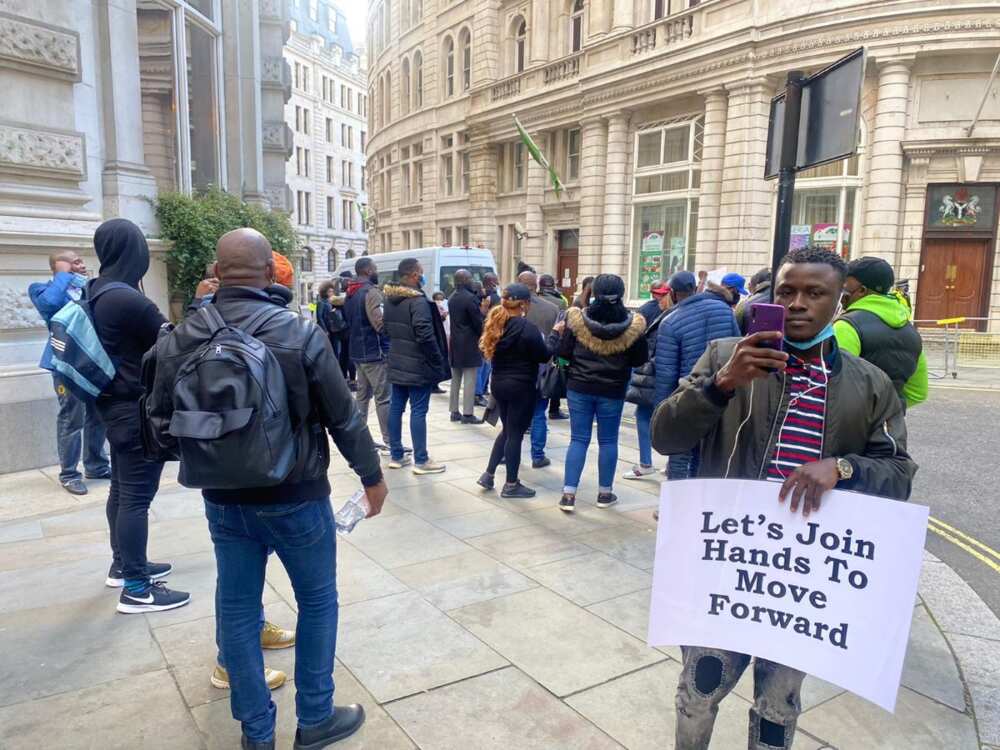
left=85, top=280, right=134, bottom=303
left=241, top=304, right=291, bottom=337
left=198, top=303, right=227, bottom=334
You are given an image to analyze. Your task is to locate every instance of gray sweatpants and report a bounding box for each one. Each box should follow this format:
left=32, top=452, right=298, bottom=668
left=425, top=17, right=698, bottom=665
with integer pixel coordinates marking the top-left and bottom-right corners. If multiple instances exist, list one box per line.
left=355, top=361, right=391, bottom=445
left=675, top=646, right=805, bottom=750
left=449, top=366, right=478, bottom=416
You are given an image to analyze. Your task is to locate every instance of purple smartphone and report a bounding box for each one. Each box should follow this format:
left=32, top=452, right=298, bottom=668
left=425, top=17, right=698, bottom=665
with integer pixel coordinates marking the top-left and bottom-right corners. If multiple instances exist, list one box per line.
left=747, top=303, right=785, bottom=351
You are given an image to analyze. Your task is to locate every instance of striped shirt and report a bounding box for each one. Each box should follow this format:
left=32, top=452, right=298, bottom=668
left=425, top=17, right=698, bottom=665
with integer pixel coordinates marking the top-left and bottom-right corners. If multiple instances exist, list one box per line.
left=766, top=354, right=828, bottom=483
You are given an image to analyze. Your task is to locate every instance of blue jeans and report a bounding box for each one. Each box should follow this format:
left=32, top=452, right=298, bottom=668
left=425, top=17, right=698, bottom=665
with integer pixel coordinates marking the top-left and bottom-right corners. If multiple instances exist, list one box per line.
left=563, top=389, right=625, bottom=494
left=205, top=498, right=339, bottom=743
left=389, top=384, right=431, bottom=464
left=530, top=398, right=548, bottom=461
left=217, top=603, right=265, bottom=668
left=476, top=361, right=492, bottom=396
left=54, top=375, right=108, bottom=483
left=635, top=403, right=653, bottom=467
left=668, top=451, right=696, bottom=480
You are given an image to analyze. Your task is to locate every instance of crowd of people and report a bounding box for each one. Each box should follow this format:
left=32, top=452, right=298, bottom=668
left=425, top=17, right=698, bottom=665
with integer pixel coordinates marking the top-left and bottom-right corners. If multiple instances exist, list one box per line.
left=28, top=218, right=926, bottom=750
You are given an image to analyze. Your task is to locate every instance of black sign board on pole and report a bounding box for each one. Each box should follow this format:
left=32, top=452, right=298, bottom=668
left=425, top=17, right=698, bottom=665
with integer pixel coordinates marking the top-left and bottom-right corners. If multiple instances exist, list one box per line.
left=765, top=48, right=865, bottom=292
left=765, top=48, right=865, bottom=179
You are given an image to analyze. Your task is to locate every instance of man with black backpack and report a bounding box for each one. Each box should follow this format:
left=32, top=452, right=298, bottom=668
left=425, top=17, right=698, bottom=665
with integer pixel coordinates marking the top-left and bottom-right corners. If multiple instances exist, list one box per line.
left=88, top=218, right=185, bottom=612
left=144, top=228, right=385, bottom=750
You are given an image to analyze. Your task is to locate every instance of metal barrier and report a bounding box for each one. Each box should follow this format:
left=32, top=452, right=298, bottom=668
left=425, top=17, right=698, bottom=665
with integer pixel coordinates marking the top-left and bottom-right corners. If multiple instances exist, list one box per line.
left=914, top=317, right=995, bottom=381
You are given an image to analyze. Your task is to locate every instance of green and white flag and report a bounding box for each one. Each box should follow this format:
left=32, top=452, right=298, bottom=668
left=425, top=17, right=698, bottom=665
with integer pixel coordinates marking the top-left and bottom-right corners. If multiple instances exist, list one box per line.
left=358, top=204, right=369, bottom=228
left=513, top=114, right=564, bottom=197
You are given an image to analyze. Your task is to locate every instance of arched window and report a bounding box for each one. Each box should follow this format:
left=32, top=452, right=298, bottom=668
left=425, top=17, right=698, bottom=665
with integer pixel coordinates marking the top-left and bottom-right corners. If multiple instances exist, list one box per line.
left=401, top=57, right=411, bottom=114
left=444, top=36, right=455, bottom=97
left=327, top=248, right=337, bottom=272
left=653, top=0, right=666, bottom=20
left=382, top=70, right=391, bottom=124
left=459, top=28, right=472, bottom=91
left=570, top=0, right=585, bottom=53
left=413, top=51, right=423, bottom=108
left=375, top=79, right=382, bottom=129
left=513, top=18, right=526, bottom=74
left=301, top=247, right=314, bottom=273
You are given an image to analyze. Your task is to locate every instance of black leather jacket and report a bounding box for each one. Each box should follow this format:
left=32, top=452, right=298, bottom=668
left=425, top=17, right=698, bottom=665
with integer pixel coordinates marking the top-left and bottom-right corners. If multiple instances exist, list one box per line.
left=143, top=285, right=382, bottom=504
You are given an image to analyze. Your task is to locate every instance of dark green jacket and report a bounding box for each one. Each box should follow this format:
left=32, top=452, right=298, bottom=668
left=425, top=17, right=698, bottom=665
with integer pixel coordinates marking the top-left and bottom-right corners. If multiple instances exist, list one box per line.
left=650, top=338, right=916, bottom=501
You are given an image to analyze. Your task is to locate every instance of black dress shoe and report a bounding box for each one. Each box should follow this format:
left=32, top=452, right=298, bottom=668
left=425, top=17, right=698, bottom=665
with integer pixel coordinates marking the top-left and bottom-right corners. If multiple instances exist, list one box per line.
left=461, top=414, right=482, bottom=424
left=549, top=410, right=569, bottom=420
left=450, top=411, right=462, bottom=422
left=474, top=395, right=489, bottom=407
left=242, top=735, right=275, bottom=750
left=294, top=705, right=366, bottom=750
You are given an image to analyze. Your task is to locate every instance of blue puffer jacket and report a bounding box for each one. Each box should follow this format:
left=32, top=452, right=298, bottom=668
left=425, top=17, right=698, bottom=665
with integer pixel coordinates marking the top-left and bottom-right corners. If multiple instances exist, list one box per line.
left=654, top=290, right=739, bottom=405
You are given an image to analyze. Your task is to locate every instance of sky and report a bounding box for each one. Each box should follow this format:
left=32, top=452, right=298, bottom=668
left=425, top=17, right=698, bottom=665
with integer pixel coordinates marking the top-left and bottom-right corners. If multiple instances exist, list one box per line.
left=340, top=1, right=367, bottom=49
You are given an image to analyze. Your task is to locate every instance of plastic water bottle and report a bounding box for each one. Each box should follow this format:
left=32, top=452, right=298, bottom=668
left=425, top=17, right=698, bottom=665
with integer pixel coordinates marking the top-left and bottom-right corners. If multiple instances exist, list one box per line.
left=335, top=490, right=370, bottom=535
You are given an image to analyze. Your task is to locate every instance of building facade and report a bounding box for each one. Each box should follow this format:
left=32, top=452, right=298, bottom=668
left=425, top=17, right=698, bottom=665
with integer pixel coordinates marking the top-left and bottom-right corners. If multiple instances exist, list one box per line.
left=365, top=0, right=1000, bottom=327
left=0, top=0, right=291, bottom=473
left=286, top=0, right=369, bottom=301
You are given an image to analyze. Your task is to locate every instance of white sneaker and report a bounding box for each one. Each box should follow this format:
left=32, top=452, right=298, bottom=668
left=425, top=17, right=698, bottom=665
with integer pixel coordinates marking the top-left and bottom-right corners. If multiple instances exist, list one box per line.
left=623, top=465, right=657, bottom=480
left=387, top=455, right=412, bottom=469
left=413, top=459, right=446, bottom=475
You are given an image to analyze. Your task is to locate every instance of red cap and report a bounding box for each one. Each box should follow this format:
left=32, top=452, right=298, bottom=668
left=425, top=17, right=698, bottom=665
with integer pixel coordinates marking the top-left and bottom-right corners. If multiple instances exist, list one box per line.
left=650, top=281, right=671, bottom=297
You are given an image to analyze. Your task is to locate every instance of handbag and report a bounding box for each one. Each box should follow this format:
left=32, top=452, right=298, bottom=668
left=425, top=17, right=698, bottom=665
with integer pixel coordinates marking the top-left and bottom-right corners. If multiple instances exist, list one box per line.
left=482, top=394, right=500, bottom=426
left=540, top=360, right=568, bottom=401
left=625, top=308, right=671, bottom=407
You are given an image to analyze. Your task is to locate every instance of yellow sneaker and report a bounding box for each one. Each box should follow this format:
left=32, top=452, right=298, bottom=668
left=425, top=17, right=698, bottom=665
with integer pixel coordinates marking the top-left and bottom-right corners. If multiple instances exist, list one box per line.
left=261, top=620, right=295, bottom=649
left=211, top=664, right=286, bottom=691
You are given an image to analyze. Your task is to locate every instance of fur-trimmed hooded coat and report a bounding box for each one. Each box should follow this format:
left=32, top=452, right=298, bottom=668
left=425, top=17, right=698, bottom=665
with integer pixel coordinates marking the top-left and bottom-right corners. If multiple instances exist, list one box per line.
left=383, top=284, right=450, bottom=386
left=557, top=307, right=648, bottom=399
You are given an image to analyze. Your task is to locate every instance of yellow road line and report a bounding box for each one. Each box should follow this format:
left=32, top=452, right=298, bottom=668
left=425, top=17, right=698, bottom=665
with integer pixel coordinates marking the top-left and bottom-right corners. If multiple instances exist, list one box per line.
left=929, top=516, right=1000, bottom=562
left=927, top=523, right=1000, bottom=575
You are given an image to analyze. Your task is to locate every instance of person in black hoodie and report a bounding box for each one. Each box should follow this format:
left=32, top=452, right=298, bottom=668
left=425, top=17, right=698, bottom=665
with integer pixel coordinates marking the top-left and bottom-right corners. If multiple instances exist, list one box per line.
left=447, top=270, right=486, bottom=423
left=145, top=229, right=384, bottom=750
left=475, top=284, right=559, bottom=498
left=88, top=218, right=188, bottom=612
left=555, top=274, right=648, bottom=513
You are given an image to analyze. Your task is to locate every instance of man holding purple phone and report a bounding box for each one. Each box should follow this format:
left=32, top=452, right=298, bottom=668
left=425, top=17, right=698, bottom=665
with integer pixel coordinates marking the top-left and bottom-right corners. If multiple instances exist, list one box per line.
left=650, top=247, right=915, bottom=750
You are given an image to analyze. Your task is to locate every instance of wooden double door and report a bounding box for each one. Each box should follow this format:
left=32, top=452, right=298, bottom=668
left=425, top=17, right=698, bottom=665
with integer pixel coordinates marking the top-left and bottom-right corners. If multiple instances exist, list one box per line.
left=916, top=238, right=991, bottom=328
left=557, top=229, right=579, bottom=299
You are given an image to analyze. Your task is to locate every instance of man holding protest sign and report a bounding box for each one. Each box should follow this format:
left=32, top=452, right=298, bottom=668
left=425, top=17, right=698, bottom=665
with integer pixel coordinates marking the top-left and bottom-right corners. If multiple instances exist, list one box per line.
left=650, top=246, right=916, bottom=750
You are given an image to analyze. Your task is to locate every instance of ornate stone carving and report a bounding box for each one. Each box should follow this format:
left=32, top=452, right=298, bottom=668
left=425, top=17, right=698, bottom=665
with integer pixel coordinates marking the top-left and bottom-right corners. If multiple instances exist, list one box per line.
left=0, top=284, right=44, bottom=330
left=0, top=123, right=85, bottom=178
left=260, top=0, right=284, bottom=21
left=264, top=185, right=291, bottom=212
left=262, top=56, right=282, bottom=83
left=0, top=13, right=79, bottom=80
left=262, top=122, right=290, bottom=153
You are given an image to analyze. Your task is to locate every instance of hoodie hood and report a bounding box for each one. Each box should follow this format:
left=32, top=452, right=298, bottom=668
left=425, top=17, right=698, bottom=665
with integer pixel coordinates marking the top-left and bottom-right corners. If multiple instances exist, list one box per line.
left=346, top=279, right=369, bottom=297
left=383, top=284, right=425, bottom=303
left=566, top=307, right=645, bottom=354
left=265, top=283, right=293, bottom=308
left=94, top=218, right=149, bottom=288
left=845, top=293, right=911, bottom=329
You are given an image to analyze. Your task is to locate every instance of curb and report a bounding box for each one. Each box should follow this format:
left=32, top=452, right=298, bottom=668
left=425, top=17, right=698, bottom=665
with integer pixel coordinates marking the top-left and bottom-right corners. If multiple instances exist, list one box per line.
left=919, top=551, right=1000, bottom=748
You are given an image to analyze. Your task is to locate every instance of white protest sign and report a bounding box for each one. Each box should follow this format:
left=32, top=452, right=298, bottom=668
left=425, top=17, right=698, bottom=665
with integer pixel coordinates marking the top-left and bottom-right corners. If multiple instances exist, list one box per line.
left=705, top=268, right=728, bottom=285
left=648, top=478, right=928, bottom=712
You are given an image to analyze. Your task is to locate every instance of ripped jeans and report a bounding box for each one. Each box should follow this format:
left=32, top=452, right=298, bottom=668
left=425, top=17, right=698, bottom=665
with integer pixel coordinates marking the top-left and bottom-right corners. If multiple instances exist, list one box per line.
left=676, top=646, right=805, bottom=750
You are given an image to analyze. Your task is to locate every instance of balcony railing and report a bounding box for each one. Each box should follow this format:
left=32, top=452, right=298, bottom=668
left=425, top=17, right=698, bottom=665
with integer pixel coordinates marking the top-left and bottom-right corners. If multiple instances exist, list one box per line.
left=631, top=10, right=696, bottom=55
left=543, top=53, right=582, bottom=85
left=491, top=75, right=522, bottom=102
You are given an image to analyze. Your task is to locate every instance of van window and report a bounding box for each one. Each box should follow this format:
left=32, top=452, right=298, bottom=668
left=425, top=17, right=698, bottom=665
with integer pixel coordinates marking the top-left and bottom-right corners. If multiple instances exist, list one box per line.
left=439, top=265, right=494, bottom=296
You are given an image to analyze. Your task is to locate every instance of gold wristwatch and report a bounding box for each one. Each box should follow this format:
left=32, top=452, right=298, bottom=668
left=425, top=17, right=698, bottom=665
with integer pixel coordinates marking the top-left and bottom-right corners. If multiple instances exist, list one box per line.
left=836, top=457, right=854, bottom=482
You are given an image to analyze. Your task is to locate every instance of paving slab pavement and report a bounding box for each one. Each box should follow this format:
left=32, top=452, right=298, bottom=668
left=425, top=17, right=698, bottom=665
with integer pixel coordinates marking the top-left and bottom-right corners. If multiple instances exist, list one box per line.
left=0, top=398, right=997, bottom=749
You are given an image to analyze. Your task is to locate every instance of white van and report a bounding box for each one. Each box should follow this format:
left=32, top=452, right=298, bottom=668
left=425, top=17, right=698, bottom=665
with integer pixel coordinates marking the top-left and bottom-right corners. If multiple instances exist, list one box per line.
left=335, top=247, right=497, bottom=297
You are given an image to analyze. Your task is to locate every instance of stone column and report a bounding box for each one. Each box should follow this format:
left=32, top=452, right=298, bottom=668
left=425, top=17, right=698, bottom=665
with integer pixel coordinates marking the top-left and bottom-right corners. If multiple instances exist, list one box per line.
left=589, top=1, right=612, bottom=39
left=578, top=116, right=608, bottom=278
left=716, top=79, right=772, bottom=273
left=602, top=114, right=631, bottom=278
left=96, top=0, right=159, bottom=230
left=863, top=58, right=913, bottom=262
left=612, top=0, right=635, bottom=31
left=523, top=133, right=547, bottom=269
left=695, top=88, right=728, bottom=269
left=530, top=0, right=550, bottom=64
left=900, top=155, right=929, bottom=298
left=222, top=0, right=265, bottom=204
left=259, top=0, right=292, bottom=210
left=468, top=142, right=498, bottom=248
left=473, top=0, right=502, bottom=83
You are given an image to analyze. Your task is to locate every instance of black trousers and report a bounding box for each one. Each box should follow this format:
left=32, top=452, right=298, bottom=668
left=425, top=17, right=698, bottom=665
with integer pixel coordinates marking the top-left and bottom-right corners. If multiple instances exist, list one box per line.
left=486, top=383, right=537, bottom=483
left=98, top=400, right=165, bottom=581
left=549, top=396, right=562, bottom=416
left=331, top=332, right=355, bottom=382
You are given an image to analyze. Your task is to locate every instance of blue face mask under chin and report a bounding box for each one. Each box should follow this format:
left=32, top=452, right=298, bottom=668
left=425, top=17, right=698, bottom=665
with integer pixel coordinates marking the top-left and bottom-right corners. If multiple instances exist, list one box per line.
left=784, top=323, right=835, bottom=351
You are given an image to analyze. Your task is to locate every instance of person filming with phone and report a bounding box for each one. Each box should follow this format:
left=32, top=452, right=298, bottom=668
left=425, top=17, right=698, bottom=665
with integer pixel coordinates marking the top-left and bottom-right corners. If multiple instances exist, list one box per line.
left=649, top=246, right=916, bottom=750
